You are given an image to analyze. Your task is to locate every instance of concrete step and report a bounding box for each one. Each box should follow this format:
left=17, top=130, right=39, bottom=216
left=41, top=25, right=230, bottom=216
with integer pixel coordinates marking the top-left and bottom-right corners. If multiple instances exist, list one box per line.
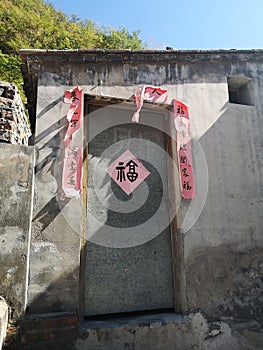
left=76, top=312, right=207, bottom=350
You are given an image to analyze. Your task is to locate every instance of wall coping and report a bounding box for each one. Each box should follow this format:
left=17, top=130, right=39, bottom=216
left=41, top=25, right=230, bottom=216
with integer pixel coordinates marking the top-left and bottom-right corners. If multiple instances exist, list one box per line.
left=19, top=48, right=263, bottom=65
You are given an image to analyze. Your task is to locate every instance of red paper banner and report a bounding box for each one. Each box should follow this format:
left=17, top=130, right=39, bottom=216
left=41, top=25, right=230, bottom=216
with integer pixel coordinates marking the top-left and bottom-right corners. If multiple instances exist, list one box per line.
left=63, top=86, right=82, bottom=148
left=173, top=99, right=195, bottom=199
left=132, top=85, right=168, bottom=123
left=62, top=146, right=82, bottom=198
left=62, top=86, right=83, bottom=198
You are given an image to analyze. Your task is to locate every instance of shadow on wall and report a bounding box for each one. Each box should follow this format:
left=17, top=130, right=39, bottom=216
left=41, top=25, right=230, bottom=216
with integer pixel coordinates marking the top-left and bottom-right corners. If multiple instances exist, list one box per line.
left=33, top=98, right=71, bottom=232
left=33, top=195, right=70, bottom=234
left=26, top=265, right=80, bottom=315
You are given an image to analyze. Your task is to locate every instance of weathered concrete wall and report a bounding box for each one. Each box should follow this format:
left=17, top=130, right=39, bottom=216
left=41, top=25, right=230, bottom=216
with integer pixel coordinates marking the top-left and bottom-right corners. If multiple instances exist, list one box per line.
left=19, top=50, right=263, bottom=325
left=24, top=84, right=82, bottom=314
left=0, top=144, right=34, bottom=320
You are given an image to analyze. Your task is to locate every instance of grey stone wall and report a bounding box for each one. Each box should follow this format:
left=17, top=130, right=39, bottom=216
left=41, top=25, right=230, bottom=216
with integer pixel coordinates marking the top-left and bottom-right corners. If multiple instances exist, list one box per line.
left=19, top=50, right=263, bottom=324
left=0, top=144, right=34, bottom=320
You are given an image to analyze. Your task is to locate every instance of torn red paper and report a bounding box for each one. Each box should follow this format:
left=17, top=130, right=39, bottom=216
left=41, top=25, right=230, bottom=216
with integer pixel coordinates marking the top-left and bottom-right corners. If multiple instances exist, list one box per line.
left=62, top=86, right=83, bottom=198
left=132, top=86, right=168, bottom=123
left=62, top=146, right=82, bottom=198
left=63, top=86, right=82, bottom=148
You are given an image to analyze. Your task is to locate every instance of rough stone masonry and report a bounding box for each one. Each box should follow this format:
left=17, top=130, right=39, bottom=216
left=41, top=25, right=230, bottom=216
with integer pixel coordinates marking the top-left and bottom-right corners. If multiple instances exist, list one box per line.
left=0, top=81, right=31, bottom=145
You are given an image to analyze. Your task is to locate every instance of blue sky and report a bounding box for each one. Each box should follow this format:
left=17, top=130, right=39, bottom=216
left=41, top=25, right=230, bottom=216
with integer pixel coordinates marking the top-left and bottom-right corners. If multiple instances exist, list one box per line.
left=50, top=0, right=263, bottom=50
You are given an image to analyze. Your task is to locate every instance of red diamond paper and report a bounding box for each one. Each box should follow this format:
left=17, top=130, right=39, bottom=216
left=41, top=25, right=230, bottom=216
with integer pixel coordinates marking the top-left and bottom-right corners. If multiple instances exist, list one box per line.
left=105, top=150, right=150, bottom=195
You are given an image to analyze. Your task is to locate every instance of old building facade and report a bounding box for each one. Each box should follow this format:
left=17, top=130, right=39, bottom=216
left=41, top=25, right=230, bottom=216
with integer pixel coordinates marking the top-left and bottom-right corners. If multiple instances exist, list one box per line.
left=1, top=49, right=262, bottom=349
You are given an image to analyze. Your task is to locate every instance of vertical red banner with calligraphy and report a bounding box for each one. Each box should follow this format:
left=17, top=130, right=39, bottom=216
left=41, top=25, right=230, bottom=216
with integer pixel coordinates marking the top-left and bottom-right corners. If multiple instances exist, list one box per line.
left=173, top=99, right=195, bottom=199
left=62, top=86, right=83, bottom=198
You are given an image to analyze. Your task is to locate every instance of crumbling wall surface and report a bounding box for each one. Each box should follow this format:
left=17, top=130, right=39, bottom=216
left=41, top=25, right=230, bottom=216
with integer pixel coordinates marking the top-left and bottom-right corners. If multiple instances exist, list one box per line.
left=185, top=245, right=263, bottom=324
left=75, top=312, right=262, bottom=350
left=10, top=312, right=263, bottom=349
left=0, top=144, right=34, bottom=321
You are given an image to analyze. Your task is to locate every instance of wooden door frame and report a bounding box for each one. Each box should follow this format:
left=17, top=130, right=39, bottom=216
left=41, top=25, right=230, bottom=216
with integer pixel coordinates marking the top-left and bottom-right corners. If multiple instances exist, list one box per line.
left=78, top=94, right=184, bottom=321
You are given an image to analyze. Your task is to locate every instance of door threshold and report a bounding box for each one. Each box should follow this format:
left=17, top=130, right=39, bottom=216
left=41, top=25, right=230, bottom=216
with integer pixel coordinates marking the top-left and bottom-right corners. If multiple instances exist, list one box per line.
left=81, top=309, right=184, bottom=329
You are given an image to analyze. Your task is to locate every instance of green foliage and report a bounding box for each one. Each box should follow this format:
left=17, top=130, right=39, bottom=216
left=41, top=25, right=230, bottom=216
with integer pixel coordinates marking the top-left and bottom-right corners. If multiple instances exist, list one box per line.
left=0, top=52, right=22, bottom=84
left=0, top=0, right=146, bottom=94
left=0, top=0, right=99, bottom=53
left=0, top=52, right=24, bottom=99
left=97, top=27, right=145, bottom=50
left=0, top=0, right=145, bottom=53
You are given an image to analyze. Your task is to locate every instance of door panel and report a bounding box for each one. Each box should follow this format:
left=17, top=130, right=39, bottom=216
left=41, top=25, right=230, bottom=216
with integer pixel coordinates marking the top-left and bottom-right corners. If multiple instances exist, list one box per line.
left=84, top=103, right=174, bottom=316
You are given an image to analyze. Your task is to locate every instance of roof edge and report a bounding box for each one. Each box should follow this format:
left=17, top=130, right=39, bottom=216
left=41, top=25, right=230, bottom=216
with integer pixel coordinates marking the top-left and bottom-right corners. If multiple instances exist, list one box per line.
left=19, top=48, right=263, bottom=56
